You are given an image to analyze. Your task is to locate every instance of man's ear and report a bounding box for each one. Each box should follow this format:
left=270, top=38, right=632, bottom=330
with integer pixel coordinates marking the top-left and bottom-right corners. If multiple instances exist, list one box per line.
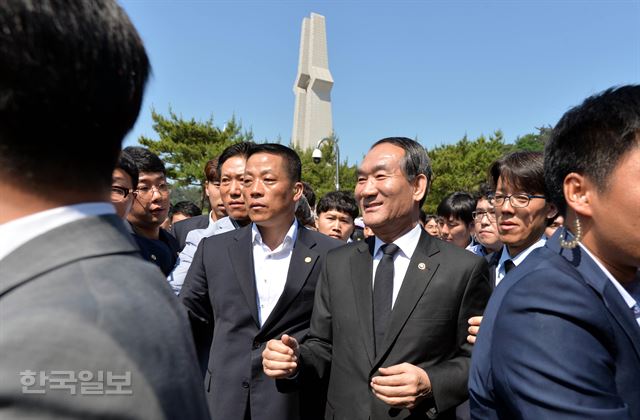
left=412, top=174, right=428, bottom=203
left=563, top=172, right=593, bottom=218
left=293, top=181, right=304, bottom=201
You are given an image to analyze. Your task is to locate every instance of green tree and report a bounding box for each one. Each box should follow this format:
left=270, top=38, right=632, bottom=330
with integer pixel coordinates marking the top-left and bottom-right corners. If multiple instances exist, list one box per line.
left=294, top=134, right=359, bottom=200
left=425, top=131, right=509, bottom=213
left=512, top=126, right=553, bottom=152
left=139, top=108, right=253, bottom=208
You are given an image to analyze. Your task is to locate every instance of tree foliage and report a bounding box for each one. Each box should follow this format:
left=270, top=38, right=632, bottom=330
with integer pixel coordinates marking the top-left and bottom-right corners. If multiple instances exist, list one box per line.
left=294, top=134, right=358, bottom=201
left=138, top=109, right=253, bottom=209
left=139, top=109, right=253, bottom=187
left=512, top=125, right=552, bottom=152
left=424, top=131, right=509, bottom=213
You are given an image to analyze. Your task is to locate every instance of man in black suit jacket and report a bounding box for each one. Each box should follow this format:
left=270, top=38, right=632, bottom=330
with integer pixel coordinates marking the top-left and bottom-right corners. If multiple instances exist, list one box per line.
left=180, top=143, right=341, bottom=420
left=263, top=137, right=491, bottom=420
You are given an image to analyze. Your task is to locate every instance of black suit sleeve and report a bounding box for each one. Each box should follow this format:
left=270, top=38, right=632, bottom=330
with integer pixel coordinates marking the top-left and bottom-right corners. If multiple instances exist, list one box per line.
left=179, top=239, right=214, bottom=374
left=423, top=257, right=491, bottom=413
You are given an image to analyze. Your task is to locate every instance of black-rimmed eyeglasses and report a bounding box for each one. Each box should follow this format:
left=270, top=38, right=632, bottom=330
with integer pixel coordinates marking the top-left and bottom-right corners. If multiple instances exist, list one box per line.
left=110, top=186, right=132, bottom=201
left=490, top=193, right=546, bottom=208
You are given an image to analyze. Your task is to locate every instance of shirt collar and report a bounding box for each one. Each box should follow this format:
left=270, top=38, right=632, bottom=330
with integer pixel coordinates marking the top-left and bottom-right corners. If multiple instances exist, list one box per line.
left=374, top=223, right=422, bottom=259
left=579, top=243, right=638, bottom=311
left=499, top=236, right=546, bottom=268
left=252, top=219, right=298, bottom=252
left=0, top=202, right=115, bottom=261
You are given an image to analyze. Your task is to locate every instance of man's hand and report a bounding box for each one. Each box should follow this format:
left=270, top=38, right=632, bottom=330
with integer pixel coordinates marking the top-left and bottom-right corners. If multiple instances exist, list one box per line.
left=370, top=362, right=432, bottom=409
left=467, top=315, right=483, bottom=344
left=262, top=334, right=300, bottom=379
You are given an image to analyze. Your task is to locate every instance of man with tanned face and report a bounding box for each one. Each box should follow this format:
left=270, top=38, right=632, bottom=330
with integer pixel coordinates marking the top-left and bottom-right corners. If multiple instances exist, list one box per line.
left=179, top=143, right=340, bottom=420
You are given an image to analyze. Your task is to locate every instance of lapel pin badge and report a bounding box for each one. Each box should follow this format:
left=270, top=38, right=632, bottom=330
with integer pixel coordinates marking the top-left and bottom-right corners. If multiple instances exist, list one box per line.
left=418, top=262, right=426, bottom=270
left=304, top=257, right=312, bottom=263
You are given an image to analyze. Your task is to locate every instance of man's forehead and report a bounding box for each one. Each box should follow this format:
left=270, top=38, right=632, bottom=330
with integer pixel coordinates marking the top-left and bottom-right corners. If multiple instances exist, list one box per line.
left=138, top=172, right=165, bottom=182
left=320, top=209, right=353, bottom=219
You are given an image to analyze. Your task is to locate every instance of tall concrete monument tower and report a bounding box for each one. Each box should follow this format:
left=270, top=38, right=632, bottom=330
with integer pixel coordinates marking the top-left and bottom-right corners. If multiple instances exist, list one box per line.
left=292, top=13, right=333, bottom=150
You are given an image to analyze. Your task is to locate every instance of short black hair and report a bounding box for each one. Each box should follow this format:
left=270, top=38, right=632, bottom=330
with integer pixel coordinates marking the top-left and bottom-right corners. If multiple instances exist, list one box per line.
left=301, top=181, right=317, bottom=209
left=115, top=151, right=139, bottom=188
left=316, top=191, right=359, bottom=220
left=437, top=191, right=476, bottom=226
left=424, top=213, right=438, bottom=224
left=170, top=201, right=201, bottom=218
left=295, top=195, right=315, bottom=227
left=123, top=146, right=166, bottom=176
left=370, top=137, right=432, bottom=206
left=217, top=142, right=254, bottom=174
left=545, top=85, right=640, bottom=216
left=0, top=0, right=149, bottom=192
left=490, top=151, right=546, bottom=196
left=476, top=182, right=494, bottom=201
left=247, top=143, right=302, bottom=183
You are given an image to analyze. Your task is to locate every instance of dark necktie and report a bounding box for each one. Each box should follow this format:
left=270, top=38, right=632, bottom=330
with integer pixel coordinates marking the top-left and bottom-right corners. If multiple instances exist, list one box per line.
left=373, top=243, right=400, bottom=356
left=504, top=259, right=516, bottom=274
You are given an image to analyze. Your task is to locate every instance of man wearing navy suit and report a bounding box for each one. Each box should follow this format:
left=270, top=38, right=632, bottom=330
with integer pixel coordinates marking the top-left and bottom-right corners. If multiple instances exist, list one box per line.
left=180, top=143, right=341, bottom=420
left=469, top=85, right=640, bottom=419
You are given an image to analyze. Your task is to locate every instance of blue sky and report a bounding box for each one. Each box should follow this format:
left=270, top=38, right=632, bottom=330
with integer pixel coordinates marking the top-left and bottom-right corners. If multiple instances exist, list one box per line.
left=121, top=0, right=639, bottom=164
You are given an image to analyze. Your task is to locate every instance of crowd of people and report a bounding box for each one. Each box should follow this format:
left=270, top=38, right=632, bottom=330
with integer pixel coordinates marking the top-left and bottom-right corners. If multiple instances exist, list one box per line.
left=1, top=1, right=639, bottom=420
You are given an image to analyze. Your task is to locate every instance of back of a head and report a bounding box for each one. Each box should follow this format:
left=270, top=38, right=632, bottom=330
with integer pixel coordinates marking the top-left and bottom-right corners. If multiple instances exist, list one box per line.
left=371, top=137, right=433, bottom=206
left=170, top=201, right=201, bottom=219
left=247, top=143, right=302, bottom=183
left=123, top=146, right=166, bottom=176
left=301, top=181, right=317, bottom=210
left=0, top=0, right=150, bottom=193
left=437, top=191, right=476, bottom=226
left=316, top=191, right=359, bottom=220
left=545, top=85, right=640, bottom=216
left=490, top=151, right=545, bottom=195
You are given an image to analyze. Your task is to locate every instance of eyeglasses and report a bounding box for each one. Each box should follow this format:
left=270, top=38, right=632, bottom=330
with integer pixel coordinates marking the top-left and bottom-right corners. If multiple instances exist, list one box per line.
left=136, top=184, right=170, bottom=198
left=490, top=193, right=546, bottom=208
left=110, top=186, right=132, bottom=201
left=472, top=210, right=496, bottom=221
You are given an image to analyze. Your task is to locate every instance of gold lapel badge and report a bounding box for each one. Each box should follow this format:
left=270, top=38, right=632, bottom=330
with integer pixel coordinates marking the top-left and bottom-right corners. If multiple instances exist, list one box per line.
left=304, top=256, right=312, bottom=263
left=418, top=262, right=426, bottom=270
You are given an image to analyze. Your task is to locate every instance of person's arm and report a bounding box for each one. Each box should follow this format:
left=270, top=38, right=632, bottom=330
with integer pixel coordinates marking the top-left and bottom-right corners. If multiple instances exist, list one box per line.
left=467, top=316, right=483, bottom=344
left=421, top=258, right=491, bottom=413
left=167, top=232, right=201, bottom=294
left=489, top=270, right=632, bottom=419
left=178, top=239, right=214, bottom=373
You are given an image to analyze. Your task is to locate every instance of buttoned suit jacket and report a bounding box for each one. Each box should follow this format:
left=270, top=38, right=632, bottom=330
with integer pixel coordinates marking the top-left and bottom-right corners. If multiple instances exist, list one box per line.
left=179, top=223, right=342, bottom=420
left=283, top=229, right=492, bottom=420
left=0, top=215, right=210, bottom=420
left=469, top=229, right=640, bottom=419
left=172, top=214, right=210, bottom=250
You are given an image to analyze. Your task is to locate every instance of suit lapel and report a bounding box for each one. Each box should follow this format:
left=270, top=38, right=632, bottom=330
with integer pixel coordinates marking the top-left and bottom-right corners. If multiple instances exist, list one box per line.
left=229, top=226, right=260, bottom=327
left=487, top=249, right=501, bottom=290
left=259, top=226, right=319, bottom=335
left=0, top=215, right=138, bottom=297
left=603, top=285, right=640, bottom=360
left=374, top=231, right=440, bottom=366
left=351, top=238, right=376, bottom=366
left=552, top=229, right=640, bottom=362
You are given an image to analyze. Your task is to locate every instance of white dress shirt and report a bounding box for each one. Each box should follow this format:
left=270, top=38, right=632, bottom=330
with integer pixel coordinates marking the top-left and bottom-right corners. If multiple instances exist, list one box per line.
left=372, top=223, right=422, bottom=309
left=0, top=203, right=114, bottom=261
left=495, top=237, right=546, bottom=287
left=167, top=216, right=237, bottom=294
left=252, top=221, right=298, bottom=326
left=579, top=243, right=640, bottom=328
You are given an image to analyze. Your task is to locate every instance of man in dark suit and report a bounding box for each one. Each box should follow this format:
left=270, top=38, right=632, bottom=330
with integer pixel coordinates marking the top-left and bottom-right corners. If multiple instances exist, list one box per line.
left=0, top=1, right=210, bottom=418
left=180, top=143, right=341, bottom=420
left=263, top=137, right=491, bottom=420
left=469, top=85, right=640, bottom=419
